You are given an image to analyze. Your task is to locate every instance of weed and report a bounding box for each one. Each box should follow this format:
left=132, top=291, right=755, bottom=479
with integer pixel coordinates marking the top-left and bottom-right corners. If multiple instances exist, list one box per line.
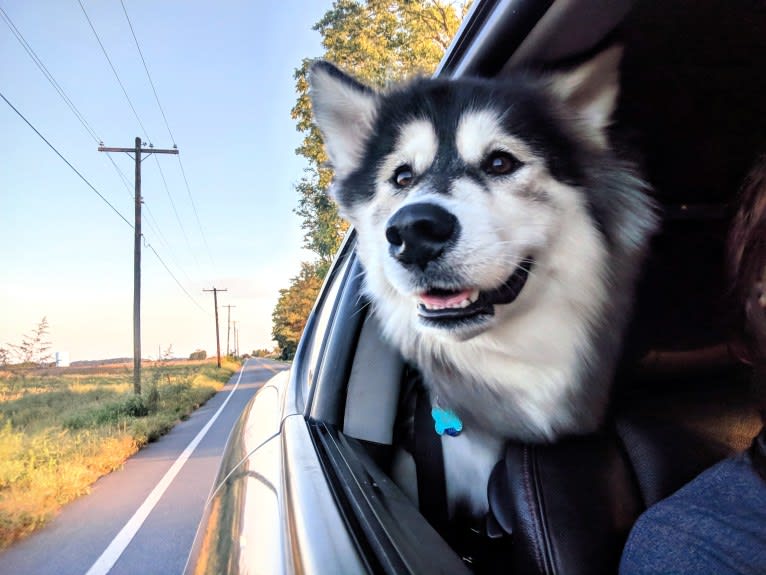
left=0, top=359, right=238, bottom=548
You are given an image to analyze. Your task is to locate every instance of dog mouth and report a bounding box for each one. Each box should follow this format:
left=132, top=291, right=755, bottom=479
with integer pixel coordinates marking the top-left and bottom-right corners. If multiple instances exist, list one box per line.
left=417, top=259, right=534, bottom=325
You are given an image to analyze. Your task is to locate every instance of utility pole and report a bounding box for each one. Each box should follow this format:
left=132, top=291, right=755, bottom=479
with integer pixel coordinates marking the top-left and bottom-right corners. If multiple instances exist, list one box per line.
left=233, top=320, right=239, bottom=358
left=223, top=305, right=236, bottom=356
left=99, top=137, right=178, bottom=394
left=203, top=287, right=227, bottom=368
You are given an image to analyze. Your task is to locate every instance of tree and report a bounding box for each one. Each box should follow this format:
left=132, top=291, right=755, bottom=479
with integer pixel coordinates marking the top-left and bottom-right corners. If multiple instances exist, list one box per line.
left=8, top=317, right=53, bottom=366
left=274, top=1, right=470, bottom=358
left=272, top=262, right=325, bottom=359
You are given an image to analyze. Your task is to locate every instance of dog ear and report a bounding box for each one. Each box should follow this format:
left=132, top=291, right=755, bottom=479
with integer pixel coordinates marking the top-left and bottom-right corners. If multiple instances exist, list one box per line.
left=546, top=45, right=623, bottom=148
left=309, top=61, right=379, bottom=178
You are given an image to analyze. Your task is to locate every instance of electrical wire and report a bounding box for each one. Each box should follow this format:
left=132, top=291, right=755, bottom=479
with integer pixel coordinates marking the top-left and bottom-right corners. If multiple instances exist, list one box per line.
left=119, top=0, right=175, bottom=145
left=176, top=156, right=216, bottom=268
left=144, top=203, right=196, bottom=287
left=77, top=0, right=206, bottom=287
left=1, top=3, right=138, bottom=209
left=119, top=0, right=215, bottom=269
left=146, top=243, right=206, bottom=312
left=1, top=90, right=132, bottom=228
left=153, top=155, right=201, bottom=269
left=1, top=4, right=198, bottom=297
left=77, top=0, right=150, bottom=142
left=1, top=90, right=205, bottom=313
left=0, top=4, right=101, bottom=144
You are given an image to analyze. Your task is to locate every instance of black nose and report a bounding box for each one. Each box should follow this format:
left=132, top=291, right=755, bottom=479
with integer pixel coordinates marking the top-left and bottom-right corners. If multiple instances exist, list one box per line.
left=385, top=203, right=459, bottom=269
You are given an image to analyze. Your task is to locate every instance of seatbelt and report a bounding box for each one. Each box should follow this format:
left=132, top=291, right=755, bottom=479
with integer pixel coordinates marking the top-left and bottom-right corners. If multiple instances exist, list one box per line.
left=411, top=373, right=450, bottom=531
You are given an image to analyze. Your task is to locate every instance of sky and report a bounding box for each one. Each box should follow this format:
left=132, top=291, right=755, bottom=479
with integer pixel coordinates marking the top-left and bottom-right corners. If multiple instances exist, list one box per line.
left=0, top=0, right=335, bottom=361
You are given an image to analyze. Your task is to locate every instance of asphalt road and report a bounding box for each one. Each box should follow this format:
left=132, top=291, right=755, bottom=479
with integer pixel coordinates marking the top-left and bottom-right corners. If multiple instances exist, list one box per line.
left=0, top=358, right=289, bottom=575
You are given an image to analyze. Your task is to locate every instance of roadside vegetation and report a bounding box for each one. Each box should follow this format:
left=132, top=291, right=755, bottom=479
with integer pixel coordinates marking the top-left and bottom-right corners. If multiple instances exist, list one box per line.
left=0, top=357, right=238, bottom=548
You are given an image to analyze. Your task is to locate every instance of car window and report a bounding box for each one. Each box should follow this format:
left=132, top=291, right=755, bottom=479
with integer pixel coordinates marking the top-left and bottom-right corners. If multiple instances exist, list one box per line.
left=287, top=235, right=355, bottom=414
left=305, top=254, right=350, bottom=390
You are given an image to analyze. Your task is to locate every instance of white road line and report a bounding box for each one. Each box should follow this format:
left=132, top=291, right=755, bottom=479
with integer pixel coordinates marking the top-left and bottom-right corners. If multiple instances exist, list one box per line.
left=84, top=359, right=251, bottom=575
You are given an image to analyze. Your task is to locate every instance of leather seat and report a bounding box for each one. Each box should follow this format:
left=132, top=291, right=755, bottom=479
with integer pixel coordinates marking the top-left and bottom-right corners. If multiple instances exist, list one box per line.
left=487, top=375, right=761, bottom=574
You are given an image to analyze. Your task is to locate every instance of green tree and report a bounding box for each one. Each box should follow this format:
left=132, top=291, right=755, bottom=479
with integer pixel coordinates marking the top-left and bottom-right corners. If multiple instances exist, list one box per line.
left=272, top=262, right=325, bottom=360
left=273, top=0, right=470, bottom=359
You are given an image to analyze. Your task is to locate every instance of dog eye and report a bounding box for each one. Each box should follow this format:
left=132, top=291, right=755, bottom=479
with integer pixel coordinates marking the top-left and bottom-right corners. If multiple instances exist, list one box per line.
left=483, top=151, right=522, bottom=176
left=393, top=165, right=414, bottom=188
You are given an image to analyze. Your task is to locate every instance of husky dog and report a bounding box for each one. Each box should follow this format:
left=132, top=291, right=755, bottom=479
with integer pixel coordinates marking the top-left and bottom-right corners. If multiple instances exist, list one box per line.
left=309, top=47, right=658, bottom=516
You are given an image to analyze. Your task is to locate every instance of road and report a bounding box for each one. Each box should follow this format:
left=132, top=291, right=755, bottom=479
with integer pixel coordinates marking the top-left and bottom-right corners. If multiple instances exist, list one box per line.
left=0, top=358, right=289, bottom=575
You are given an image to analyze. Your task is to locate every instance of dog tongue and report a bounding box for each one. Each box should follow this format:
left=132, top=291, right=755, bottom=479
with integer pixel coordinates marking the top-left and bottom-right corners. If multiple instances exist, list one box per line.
left=420, top=289, right=472, bottom=308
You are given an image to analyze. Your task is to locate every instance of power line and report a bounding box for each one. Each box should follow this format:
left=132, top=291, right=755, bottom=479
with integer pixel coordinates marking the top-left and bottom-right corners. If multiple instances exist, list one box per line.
left=147, top=243, right=205, bottom=312
left=153, top=155, right=201, bottom=269
left=2, top=5, right=200, bottom=306
left=0, top=4, right=101, bottom=144
left=143, top=202, right=194, bottom=285
left=77, top=0, right=150, bottom=141
left=1, top=4, right=140, bottom=196
left=119, top=0, right=175, bottom=145
left=80, top=1, right=205, bottom=285
left=1, top=5, right=198, bottom=298
left=176, top=157, right=215, bottom=268
left=2, top=90, right=204, bottom=315
left=0, top=90, right=132, bottom=228
left=1, top=3, right=138, bottom=207
left=118, top=0, right=215, bottom=269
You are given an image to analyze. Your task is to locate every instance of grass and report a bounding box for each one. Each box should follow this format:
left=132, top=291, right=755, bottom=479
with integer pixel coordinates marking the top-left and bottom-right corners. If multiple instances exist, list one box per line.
left=0, top=357, right=239, bottom=549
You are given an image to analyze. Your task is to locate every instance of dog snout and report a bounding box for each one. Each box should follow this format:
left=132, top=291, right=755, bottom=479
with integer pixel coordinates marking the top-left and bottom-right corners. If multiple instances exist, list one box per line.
left=385, top=203, right=460, bottom=269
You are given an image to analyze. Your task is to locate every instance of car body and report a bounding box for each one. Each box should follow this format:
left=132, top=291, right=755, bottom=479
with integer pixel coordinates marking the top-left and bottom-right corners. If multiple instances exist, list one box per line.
left=185, top=1, right=766, bottom=573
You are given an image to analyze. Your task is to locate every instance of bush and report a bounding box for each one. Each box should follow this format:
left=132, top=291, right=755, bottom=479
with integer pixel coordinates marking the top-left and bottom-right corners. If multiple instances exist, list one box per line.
left=189, top=350, right=207, bottom=360
left=64, top=395, right=149, bottom=430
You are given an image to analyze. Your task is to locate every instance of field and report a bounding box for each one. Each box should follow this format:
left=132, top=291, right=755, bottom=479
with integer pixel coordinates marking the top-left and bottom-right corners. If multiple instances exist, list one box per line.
left=0, top=358, right=239, bottom=548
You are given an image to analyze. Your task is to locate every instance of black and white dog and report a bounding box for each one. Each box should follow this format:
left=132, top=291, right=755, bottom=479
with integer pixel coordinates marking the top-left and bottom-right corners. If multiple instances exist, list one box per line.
left=309, top=47, right=658, bottom=516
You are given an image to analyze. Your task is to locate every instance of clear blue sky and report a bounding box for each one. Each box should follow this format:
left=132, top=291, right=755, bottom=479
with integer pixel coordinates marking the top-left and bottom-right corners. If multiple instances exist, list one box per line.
left=1, top=0, right=333, bottom=361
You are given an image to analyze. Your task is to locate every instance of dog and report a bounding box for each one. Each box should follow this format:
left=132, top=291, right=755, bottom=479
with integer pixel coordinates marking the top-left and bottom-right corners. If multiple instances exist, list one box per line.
left=309, top=46, right=658, bottom=517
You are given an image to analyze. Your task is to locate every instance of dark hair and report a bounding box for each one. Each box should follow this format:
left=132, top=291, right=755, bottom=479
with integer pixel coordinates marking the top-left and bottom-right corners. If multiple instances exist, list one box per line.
left=729, top=153, right=766, bottom=417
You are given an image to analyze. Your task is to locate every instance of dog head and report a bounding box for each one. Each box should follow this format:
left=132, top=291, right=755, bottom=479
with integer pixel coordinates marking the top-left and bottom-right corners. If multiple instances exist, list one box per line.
left=309, top=48, right=655, bottom=348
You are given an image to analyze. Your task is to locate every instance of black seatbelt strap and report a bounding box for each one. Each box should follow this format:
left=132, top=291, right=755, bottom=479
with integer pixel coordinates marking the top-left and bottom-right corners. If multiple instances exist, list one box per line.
left=413, top=382, right=450, bottom=531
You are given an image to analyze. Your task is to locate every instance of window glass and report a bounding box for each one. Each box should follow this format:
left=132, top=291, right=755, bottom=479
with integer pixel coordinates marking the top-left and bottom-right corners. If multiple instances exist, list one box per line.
left=305, top=255, right=349, bottom=388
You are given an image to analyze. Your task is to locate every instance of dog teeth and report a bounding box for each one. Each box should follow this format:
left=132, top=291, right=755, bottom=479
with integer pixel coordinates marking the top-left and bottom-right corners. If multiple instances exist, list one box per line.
left=419, top=288, right=480, bottom=310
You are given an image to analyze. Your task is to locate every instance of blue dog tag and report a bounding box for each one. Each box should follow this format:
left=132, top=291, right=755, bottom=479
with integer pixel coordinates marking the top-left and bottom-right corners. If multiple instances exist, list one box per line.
left=431, top=407, right=463, bottom=437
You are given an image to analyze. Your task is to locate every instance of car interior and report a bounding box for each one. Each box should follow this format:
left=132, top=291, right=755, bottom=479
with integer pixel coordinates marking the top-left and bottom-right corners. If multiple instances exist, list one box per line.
left=303, top=0, right=766, bottom=573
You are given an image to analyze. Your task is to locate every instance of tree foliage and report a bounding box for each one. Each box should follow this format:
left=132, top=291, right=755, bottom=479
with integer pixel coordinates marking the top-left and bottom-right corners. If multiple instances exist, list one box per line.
left=272, top=262, right=325, bottom=359
left=273, top=0, right=470, bottom=359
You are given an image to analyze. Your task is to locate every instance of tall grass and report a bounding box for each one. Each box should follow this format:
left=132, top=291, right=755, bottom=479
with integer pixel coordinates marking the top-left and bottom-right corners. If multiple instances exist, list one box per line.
left=0, top=358, right=239, bottom=548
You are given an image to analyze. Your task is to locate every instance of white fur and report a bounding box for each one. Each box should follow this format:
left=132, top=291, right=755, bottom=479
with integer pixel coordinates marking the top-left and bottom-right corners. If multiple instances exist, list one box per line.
left=348, top=116, right=610, bottom=512
left=367, top=171, right=608, bottom=514
left=309, top=50, right=652, bottom=518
